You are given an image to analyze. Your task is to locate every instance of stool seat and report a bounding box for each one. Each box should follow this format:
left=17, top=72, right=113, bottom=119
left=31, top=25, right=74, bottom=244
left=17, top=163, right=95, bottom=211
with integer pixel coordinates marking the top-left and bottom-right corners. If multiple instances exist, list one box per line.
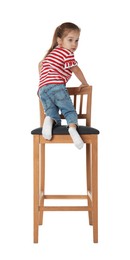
left=31, top=125, right=100, bottom=135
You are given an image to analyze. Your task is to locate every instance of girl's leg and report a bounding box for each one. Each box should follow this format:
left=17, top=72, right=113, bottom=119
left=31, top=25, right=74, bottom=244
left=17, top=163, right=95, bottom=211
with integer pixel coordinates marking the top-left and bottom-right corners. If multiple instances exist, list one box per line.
left=39, top=85, right=61, bottom=140
left=54, top=85, right=84, bottom=149
left=42, top=105, right=61, bottom=140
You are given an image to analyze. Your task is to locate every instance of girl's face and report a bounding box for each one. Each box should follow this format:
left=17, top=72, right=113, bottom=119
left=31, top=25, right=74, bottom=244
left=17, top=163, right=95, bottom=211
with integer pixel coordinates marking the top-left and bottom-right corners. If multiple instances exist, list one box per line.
left=57, top=30, right=80, bottom=53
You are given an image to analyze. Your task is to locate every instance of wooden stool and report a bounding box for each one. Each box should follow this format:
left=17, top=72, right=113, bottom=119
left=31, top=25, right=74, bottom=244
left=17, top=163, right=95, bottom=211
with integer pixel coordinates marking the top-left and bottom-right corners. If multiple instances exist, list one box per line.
left=31, top=85, right=99, bottom=243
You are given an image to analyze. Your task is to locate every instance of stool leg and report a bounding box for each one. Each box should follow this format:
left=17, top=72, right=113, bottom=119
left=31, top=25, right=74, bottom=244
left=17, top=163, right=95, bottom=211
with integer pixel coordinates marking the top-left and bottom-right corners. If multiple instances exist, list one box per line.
left=92, top=138, right=98, bottom=243
left=86, top=144, right=93, bottom=225
left=39, top=144, right=45, bottom=225
left=33, top=135, right=39, bottom=243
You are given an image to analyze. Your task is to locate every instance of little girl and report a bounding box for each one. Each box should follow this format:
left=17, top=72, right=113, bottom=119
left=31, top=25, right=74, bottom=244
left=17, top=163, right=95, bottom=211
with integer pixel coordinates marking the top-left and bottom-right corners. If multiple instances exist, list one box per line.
left=38, top=22, right=89, bottom=149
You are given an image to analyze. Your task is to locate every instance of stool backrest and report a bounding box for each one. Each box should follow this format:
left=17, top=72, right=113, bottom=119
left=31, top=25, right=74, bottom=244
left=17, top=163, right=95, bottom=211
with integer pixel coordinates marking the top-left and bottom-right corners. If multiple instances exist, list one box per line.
left=39, top=85, right=92, bottom=127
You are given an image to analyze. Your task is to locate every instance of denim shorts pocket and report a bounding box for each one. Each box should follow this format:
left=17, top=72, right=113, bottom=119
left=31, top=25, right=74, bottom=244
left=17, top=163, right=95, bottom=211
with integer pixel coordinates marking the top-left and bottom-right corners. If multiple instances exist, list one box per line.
left=54, top=88, right=69, bottom=101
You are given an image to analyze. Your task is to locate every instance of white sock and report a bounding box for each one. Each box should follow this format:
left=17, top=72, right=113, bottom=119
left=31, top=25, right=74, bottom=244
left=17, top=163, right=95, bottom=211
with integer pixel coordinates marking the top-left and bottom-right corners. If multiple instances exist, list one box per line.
left=68, top=127, right=84, bottom=149
left=42, top=116, right=53, bottom=140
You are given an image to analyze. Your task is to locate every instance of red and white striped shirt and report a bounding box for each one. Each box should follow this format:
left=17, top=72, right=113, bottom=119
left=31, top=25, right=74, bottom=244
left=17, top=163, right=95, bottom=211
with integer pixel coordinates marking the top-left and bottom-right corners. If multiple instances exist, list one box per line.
left=38, top=46, right=77, bottom=90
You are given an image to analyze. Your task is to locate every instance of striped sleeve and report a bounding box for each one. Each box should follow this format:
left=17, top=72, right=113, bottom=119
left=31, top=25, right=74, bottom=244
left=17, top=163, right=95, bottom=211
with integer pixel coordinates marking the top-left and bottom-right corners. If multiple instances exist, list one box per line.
left=64, top=52, right=78, bottom=69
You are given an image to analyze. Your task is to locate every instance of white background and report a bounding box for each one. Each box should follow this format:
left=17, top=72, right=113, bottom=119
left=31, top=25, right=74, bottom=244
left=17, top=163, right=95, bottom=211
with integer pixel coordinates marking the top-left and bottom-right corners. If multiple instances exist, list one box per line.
left=0, top=0, right=130, bottom=259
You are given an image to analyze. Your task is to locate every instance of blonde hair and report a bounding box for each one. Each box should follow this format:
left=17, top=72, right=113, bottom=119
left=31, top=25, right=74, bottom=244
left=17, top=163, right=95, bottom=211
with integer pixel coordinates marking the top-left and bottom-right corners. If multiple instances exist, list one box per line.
left=44, top=22, right=80, bottom=58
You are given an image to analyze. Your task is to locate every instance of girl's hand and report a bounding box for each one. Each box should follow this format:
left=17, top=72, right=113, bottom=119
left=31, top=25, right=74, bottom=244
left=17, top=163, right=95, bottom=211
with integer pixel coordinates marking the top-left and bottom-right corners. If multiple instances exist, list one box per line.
left=78, top=83, right=90, bottom=92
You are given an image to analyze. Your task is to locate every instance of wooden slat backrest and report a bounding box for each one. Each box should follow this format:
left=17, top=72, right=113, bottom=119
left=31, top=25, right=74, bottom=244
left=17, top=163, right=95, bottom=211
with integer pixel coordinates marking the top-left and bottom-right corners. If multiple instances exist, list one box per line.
left=39, top=85, right=92, bottom=127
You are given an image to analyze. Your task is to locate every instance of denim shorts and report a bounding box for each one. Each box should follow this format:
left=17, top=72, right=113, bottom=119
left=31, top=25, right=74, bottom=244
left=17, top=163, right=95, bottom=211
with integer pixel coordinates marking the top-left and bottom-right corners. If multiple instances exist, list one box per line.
left=39, top=84, right=78, bottom=125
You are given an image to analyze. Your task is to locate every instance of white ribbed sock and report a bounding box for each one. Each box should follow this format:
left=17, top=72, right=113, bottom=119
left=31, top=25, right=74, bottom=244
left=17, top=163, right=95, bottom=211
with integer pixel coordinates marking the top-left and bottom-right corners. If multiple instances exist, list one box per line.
left=42, top=116, right=53, bottom=140
left=68, top=127, right=84, bottom=149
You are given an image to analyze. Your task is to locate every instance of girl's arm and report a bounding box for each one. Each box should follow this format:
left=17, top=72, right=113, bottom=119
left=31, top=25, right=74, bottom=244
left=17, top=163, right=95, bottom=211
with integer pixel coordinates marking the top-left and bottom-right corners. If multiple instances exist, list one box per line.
left=70, top=65, right=89, bottom=87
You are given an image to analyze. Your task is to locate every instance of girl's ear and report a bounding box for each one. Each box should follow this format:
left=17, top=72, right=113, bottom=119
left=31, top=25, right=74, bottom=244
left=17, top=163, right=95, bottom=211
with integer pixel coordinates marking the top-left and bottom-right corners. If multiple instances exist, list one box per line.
left=57, top=37, right=62, bottom=46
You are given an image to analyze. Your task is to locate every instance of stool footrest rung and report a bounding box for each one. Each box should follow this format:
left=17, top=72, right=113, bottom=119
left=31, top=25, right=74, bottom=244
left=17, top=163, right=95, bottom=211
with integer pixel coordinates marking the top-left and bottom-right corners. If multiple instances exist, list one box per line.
left=39, top=206, right=92, bottom=211
left=44, top=195, right=88, bottom=199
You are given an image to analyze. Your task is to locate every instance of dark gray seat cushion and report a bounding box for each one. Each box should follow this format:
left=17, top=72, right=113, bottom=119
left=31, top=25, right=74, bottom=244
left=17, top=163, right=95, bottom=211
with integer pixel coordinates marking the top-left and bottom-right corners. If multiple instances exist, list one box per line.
left=31, top=125, right=99, bottom=135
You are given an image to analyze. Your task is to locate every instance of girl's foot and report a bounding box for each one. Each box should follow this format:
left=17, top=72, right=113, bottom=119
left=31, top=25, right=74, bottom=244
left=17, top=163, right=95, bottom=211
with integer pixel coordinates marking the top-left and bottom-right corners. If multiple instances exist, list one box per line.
left=42, top=116, right=53, bottom=140
left=68, top=127, right=84, bottom=149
